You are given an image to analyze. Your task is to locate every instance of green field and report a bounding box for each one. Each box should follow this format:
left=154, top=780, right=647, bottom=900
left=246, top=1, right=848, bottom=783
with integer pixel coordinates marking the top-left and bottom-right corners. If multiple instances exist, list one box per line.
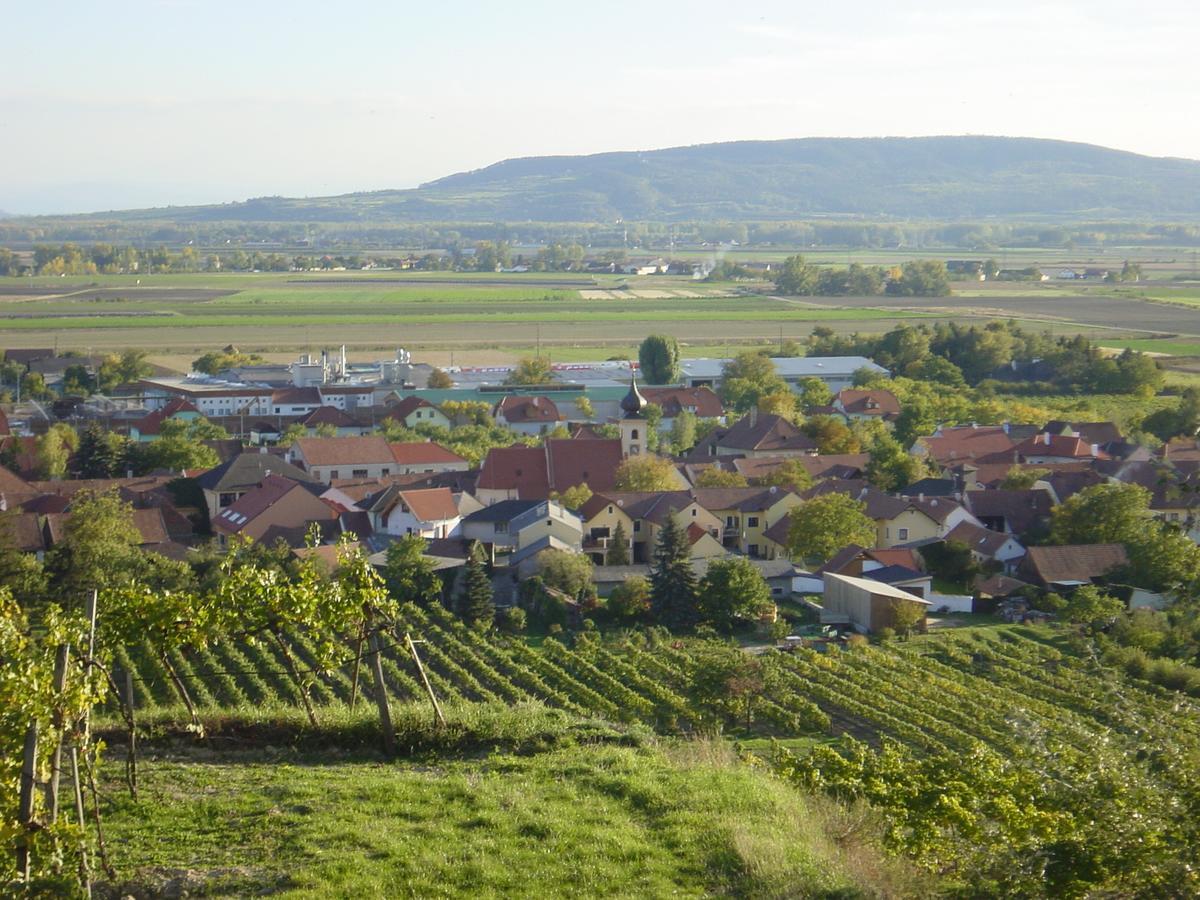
left=3, top=271, right=1200, bottom=368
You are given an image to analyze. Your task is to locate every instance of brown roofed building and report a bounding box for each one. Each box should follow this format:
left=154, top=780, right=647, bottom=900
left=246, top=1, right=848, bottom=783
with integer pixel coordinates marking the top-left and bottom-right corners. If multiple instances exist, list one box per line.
left=1020, top=543, right=1128, bottom=588
left=385, top=396, right=451, bottom=429
left=832, top=389, right=901, bottom=421
left=287, top=436, right=397, bottom=483
left=1012, top=432, right=1111, bottom=464
left=388, top=441, right=469, bottom=474
left=912, top=424, right=1019, bottom=465
left=493, top=395, right=565, bottom=434
left=476, top=439, right=623, bottom=504
left=211, top=474, right=336, bottom=546
left=691, top=411, right=817, bottom=460
left=641, top=386, right=724, bottom=419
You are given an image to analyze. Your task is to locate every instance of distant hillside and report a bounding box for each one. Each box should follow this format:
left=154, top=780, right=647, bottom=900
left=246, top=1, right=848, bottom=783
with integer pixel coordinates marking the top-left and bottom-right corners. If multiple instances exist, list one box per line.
left=29, top=136, right=1200, bottom=223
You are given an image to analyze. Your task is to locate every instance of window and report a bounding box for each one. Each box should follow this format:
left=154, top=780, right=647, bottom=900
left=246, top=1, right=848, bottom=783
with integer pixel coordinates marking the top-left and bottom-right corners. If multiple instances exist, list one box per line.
left=382, top=468, right=390, bottom=476
left=726, top=516, right=737, bottom=527
left=691, top=508, right=697, bottom=517
left=330, top=470, right=339, bottom=480
left=219, top=492, right=237, bottom=507
left=747, top=516, right=759, bottom=528
left=749, top=544, right=760, bottom=557
left=607, top=505, right=613, bottom=514
left=898, top=528, right=909, bottom=541
left=495, top=522, right=508, bottom=533
left=633, top=521, right=641, bottom=532
left=631, top=429, right=639, bottom=440
left=352, top=469, right=368, bottom=478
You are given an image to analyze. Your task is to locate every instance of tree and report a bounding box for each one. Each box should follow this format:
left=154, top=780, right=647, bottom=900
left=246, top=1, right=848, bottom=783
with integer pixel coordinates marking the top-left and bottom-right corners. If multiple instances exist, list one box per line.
left=1000, top=466, right=1049, bottom=490
left=614, top=454, right=679, bottom=492
left=607, top=575, right=650, bottom=620
left=670, top=409, right=697, bottom=453
left=1050, top=483, right=1150, bottom=546
left=554, top=482, right=593, bottom=510
left=20, top=372, right=50, bottom=400
left=537, top=549, right=595, bottom=599
left=757, top=390, right=800, bottom=422
left=796, top=376, right=833, bottom=409
left=426, top=367, right=453, bottom=389
left=650, top=515, right=699, bottom=629
left=608, top=520, right=631, bottom=566
left=98, top=349, right=153, bottom=392
left=381, top=534, right=442, bottom=607
left=504, top=356, right=555, bottom=386
left=44, top=490, right=144, bottom=601
left=803, top=415, right=861, bottom=454
left=720, top=351, right=788, bottom=413
left=192, top=348, right=262, bottom=375
left=753, top=458, right=813, bottom=490
left=694, top=467, right=748, bottom=488
left=865, top=432, right=924, bottom=492
left=459, top=541, right=495, bottom=628
left=773, top=255, right=819, bottom=295
left=886, top=260, right=952, bottom=297
left=76, top=422, right=117, bottom=478
left=575, top=395, right=595, bottom=419
left=1063, top=585, right=1124, bottom=632
left=698, top=556, right=774, bottom=632
left=33, top=423, right=78, bottom=480
left=61, top=364, right=95, bottom=396
left=638, top=334, right=681, bottom=385
left=787, top=493, right=876, bottom=564
left=890, top=600, right=927, bottom=639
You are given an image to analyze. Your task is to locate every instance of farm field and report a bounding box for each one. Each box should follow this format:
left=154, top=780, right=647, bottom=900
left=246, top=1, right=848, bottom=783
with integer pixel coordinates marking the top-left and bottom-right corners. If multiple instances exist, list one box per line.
left=1, top=272, right=1199, bottom=365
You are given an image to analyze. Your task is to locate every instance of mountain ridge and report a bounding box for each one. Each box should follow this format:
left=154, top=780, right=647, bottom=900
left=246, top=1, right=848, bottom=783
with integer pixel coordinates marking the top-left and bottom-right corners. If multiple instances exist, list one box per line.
left=18, top=135, right=1200, bottom=223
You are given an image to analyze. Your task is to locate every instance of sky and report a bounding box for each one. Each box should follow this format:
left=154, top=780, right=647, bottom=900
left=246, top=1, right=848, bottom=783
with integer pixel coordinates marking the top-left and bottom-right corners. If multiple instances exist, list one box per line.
left=3, top=0, right=1199, bottom=215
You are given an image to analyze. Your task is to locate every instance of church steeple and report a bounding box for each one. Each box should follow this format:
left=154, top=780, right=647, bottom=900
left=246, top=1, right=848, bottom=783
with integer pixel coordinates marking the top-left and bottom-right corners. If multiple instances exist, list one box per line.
left=620, top=374, right=648, bottom=419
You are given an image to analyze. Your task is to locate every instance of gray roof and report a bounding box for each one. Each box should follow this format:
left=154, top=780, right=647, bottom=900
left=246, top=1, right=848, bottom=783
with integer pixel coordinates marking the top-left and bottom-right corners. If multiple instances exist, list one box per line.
left=194, top=451, right=317, bottom=492
left=680, top=356, right=887, bottom=379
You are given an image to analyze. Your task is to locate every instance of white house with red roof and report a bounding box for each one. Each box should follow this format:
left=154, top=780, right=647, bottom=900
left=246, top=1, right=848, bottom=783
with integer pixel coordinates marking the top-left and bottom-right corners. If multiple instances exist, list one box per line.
left=128, top=398, right=202, bottom=442
left=363, top=484, right=461, bottom=539
left=287, top=436, right=398, bottom=483
left=386, top=396, right=451, bottom=429
left=492, top=395, right=565, bottom=435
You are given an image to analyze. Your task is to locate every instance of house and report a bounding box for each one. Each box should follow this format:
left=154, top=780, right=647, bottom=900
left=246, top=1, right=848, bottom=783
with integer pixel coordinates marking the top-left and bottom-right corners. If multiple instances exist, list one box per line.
left=195, top=451, right=320, bottom=520
left=912, top=424, right=1023, bottom=465
left=962, top=489, right=1054, bottom=539
left=210, top=474, right=337, bottom=547
left=128, top=398, right=202, bottom=442
left=287, top=436, right=398, bottom=483
left=492, top=395, right=565, bottom=435
left=1020, top=543, right=1129, bottom=590
left=388, top=441, right=470, bottom=475
left=640, top=386, right=725, bottom=425
left=941, top=521, right=1026, bottom=571
left=831, top=389, right=900, bottom=422
left=460, top=498, right=583, bottom=563
left=732, top=453, right=869, bottom=484
left=579, top=491, right=722, bottom=564
left=363, top=485, right=460, bottom=539
left=297, top=405, right=371, bottom=437
left=691, top=485, right=803, bottom=558
left=385, top=396, right=451, bottom=430
left=821, top=572, right=929, bottom=634
left=475, top=439, right=624, bottom=504
left=691, top=411, right=817, bottom=460
left=0, top=511, right=47, bottom=558
left=1012, top=432, right=1110, bottom=465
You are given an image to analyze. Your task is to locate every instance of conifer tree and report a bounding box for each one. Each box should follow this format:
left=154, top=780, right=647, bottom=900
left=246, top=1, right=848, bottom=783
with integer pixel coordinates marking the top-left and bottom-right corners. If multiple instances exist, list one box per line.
left=650, top=515, right=699, bottom=629
left=460, top=541, right=495, bottom=628
left=608, top=520, right=631, bottom=566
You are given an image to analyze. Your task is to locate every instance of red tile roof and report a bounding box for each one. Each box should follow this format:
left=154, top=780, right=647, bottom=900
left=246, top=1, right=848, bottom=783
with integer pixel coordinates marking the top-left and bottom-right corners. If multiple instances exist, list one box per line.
left=1013, top=433, right=1111, bottom=461
left=836, top=389, right=900, bottom=418
left=494, top=395, right=563, bottom=424
left=389, top=441, right=467, bottom=466
left=1023, top=543, right=1128, bottom=586
left=396, top=487, right=459, bottom=523
left=388, top=396, right=441, bottom=420
left=130, top=398, right=200, bottom=436
left=298, top=406, right=360, bottom=428
left=916, top=425, right=1018, bottom=463
left=641, top=386, right=724, bottom=418
left=293, top=436, right=395, bottom=467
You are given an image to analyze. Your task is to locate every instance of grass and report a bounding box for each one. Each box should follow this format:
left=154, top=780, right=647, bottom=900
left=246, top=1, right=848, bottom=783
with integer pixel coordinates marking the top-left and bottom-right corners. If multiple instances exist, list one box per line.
left=1098, top=338, right=1200, bottom=357
left=95, top=703, right=912, bottom=898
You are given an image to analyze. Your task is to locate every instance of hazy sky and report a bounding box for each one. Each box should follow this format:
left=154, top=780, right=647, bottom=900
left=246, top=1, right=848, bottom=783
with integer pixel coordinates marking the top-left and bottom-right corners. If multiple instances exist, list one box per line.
left=3, top=0, right=1199, bottom=214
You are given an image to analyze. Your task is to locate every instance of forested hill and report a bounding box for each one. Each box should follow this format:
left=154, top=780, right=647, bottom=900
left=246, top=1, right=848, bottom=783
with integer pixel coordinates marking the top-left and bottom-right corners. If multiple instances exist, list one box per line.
left=40, top=136, right=1200, bottom=223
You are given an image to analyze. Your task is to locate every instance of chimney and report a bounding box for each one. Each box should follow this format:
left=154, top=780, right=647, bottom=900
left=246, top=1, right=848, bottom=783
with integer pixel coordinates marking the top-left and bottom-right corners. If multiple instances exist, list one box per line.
left=1091, top=443, right=1099, bottom=456
left=918, top=492, right=925, bottom=502
left=260, top=445, right=268, bottom=454
left=1043, top=432, right=1051, bottom=446
left=1002, top=422, right=1010, bottom=434
left=749, top=407, right=758, bottom=428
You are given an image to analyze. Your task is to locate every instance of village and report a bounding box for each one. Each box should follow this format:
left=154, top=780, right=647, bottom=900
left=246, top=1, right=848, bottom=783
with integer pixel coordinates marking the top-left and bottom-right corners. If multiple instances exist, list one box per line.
left=0, top=332, right=1193, bottom=645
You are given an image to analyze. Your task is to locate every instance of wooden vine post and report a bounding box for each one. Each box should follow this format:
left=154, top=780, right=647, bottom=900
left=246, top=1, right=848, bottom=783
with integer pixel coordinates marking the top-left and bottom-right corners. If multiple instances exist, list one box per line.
left=367, top=628, right=395, bottom=755
left=406, top=631, right=447, bottom=728
left=47, top=643, right=71, bottom=823
left=16, top=722, right=39, bottom=880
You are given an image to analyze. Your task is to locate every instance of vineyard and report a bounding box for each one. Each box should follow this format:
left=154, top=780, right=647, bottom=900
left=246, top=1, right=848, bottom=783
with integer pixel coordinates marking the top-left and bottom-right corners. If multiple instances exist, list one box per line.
left=95, top=610, right=1200, bottom=893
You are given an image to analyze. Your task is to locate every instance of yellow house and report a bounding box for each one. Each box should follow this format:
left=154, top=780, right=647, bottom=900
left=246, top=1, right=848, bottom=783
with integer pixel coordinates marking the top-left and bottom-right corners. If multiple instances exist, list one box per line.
left=691, top=486, right=804, bottom=559
left=580, top=491, right=722, bottom=564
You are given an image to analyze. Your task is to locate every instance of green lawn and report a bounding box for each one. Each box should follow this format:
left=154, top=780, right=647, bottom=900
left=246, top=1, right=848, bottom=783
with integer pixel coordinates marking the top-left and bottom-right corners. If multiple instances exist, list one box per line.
left=95, top=707, right=905, bottom=898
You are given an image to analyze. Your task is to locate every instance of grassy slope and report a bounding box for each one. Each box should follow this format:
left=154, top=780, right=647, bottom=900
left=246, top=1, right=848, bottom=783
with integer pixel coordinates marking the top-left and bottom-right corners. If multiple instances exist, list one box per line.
left=98, top=706, right=905, bottom=898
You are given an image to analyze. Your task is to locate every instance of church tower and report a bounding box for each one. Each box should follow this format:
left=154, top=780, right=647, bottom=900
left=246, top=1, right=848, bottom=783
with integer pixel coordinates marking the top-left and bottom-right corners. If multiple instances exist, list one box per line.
left=619, top=375, right=648, bottom=458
